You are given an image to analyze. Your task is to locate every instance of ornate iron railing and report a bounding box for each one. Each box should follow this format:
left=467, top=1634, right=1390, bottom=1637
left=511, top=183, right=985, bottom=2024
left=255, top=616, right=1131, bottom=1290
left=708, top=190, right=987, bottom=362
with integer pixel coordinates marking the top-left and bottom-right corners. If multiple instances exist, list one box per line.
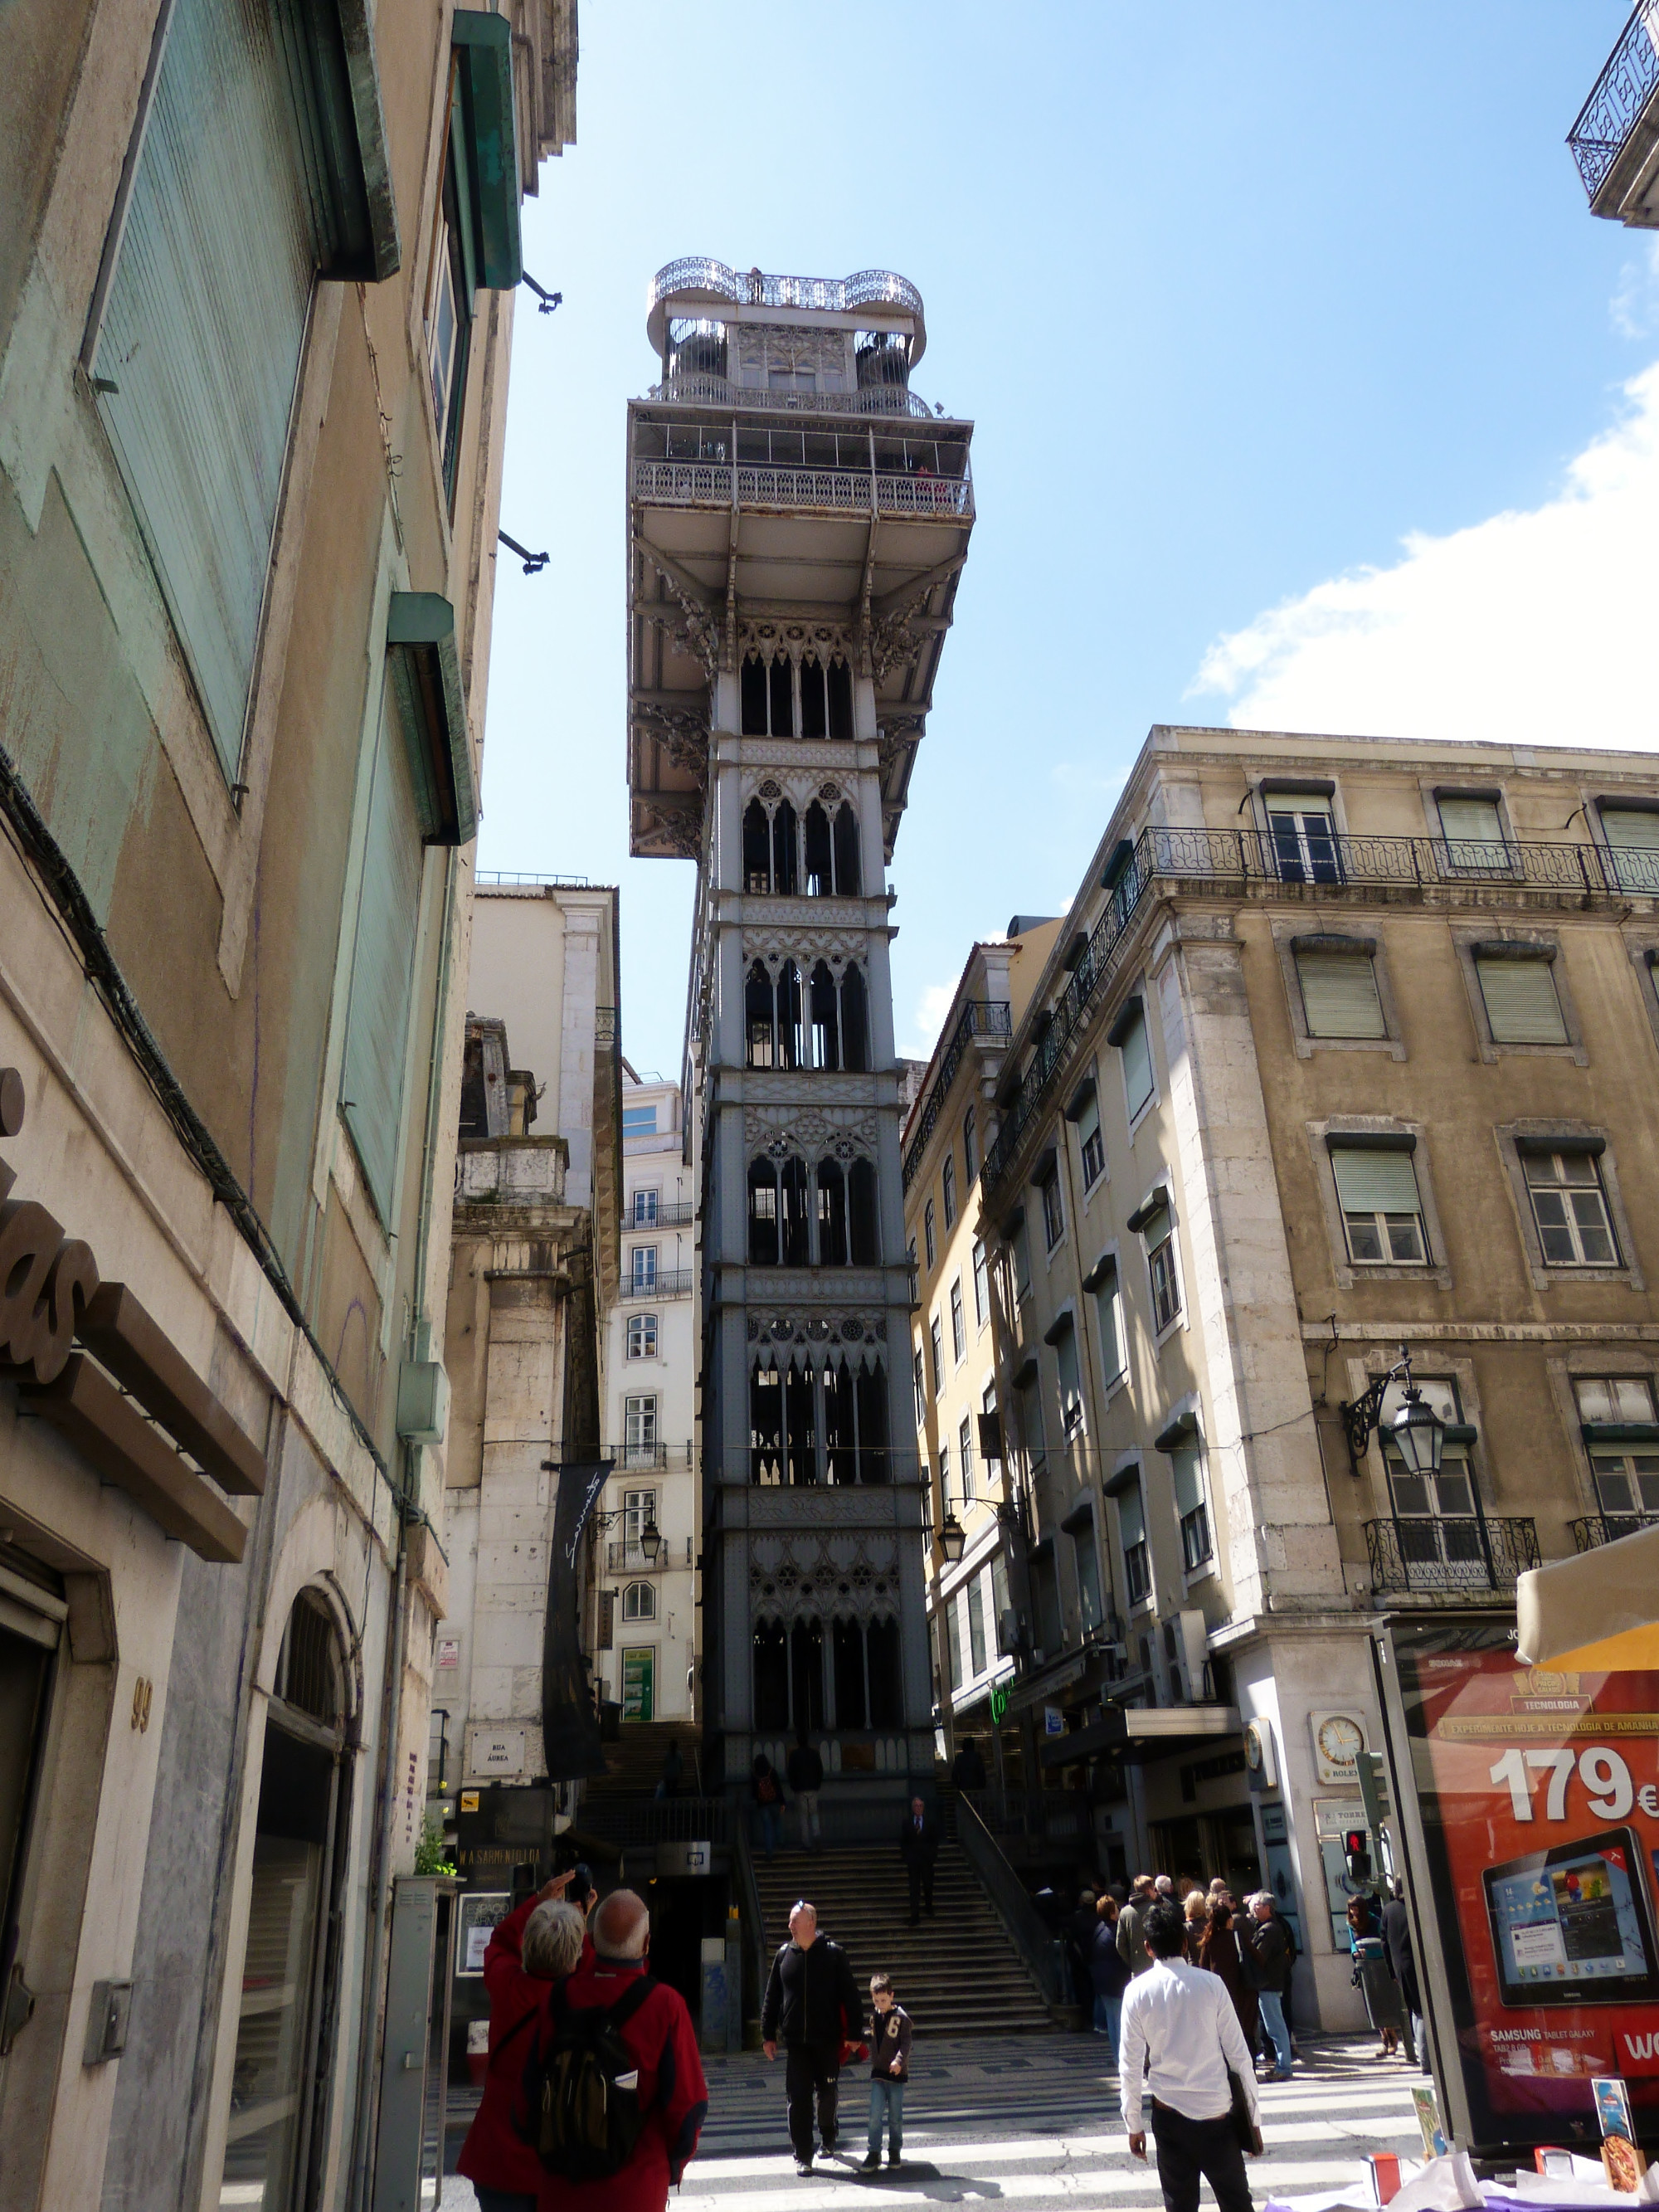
left=631, top=458, right=972, bottom=519
left=631, top=1200, right=694, bottom=1228
left=902, top=1001, right=1012, bottom=1191
left=649, top=259, right=924, bottom=321
left=606, top=1535, right=693, bottom=1571
left=1571, top=1512, right=1659, bottom=1552
left=1568, top=2, right=1659, bottom=199
left=1364, top=1515, right=1540, bottom=1594
left=619, top=1269, right=695, bottom=1303
left=648, top=373, right=937, bottom=420
left=980, top=824, right=1659, bottom=1198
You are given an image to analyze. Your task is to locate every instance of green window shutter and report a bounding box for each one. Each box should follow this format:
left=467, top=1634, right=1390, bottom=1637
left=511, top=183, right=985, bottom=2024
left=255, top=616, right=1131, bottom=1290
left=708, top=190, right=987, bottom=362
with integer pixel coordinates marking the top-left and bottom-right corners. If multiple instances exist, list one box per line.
left=1331, top=1145, right=1420, bottom=1216
left=1296, top=951, right=1385, bottom=1038
left=1117, top=1484, right=1145, bottom=1550
left=450, top=11, right=523, bottom=289
left=1438, top=797, right=1503, bottom=844
left=1170, top=1447, right=1204, bottom=1519
left=1120, top=1012, right=1153, bottom=1116
left=1477, top=957, right=1566, bottom=1045
left=341, top=680, right=426, bottom=1224
left=1601, top=808, right=1659, bottom=850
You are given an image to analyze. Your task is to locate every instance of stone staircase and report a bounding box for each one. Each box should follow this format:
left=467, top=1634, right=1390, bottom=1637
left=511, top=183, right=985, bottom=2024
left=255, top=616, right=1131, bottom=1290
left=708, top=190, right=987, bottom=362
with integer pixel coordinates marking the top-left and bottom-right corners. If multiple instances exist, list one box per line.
left=581, top=1719, right=703, bottom=1810
left=750, top=1841, right=1058, bottom=2037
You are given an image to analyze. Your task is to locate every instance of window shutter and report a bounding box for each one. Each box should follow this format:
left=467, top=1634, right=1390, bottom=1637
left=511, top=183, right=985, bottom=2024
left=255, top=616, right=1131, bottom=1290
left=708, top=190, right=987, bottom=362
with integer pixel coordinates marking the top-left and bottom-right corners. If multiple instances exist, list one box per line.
left=1117, top=1485, right=1146, bottom=1548
left=1438, top=797, right=1503, bottom=844
left=1477, top=957, right=1566, bottom=1045
left=1121, top=1014, right=1153, bottom=1116
left=1601, top=808, right=1659, bottom=850
left=341, top=682, right=425, bottom=1224
left=1296, top=951, right=1385, bottom=1038
left=1170, top=1447, right=1204, bottom=1518
left=1331, top=1145, right=1420, bottom=1216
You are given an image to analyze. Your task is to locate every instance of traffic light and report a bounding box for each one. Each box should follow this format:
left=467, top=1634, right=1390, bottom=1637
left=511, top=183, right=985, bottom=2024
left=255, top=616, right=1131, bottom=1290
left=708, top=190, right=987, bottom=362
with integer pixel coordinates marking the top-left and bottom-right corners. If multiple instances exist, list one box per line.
left=1355, top=1749, right=1393, bottom=1836
left=1345, top=1829, right=1372, bottom=1882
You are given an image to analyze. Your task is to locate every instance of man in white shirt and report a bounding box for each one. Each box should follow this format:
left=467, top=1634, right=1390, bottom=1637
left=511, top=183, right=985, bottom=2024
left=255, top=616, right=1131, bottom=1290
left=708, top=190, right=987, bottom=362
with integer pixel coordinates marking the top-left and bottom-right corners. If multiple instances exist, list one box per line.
left=1120, top=1899, right=1263, bottom=2212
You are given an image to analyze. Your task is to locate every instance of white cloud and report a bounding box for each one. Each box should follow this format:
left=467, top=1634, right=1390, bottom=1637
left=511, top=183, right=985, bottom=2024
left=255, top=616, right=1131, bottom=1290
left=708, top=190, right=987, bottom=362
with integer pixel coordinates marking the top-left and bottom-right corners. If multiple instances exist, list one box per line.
left=1190, top=361, right=1659, bottom=750
left=901, top=978, right=959, bottom=1065
left=1612, top=241, right=1659, bottom=341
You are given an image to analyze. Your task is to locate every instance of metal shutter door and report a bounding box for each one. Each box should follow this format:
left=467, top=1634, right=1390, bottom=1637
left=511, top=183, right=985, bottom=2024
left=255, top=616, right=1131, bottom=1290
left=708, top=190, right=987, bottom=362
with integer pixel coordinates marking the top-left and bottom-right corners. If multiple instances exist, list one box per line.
left=1296, top=952, right=1385, bottom=1037
left=340, top=685, right=425, bottom=1224
left=1477, top=958, right=1566, bottom=1045
left=1330, top=1147, right=1419, bottom=1216
left=95, top=0, right=319, bottom=777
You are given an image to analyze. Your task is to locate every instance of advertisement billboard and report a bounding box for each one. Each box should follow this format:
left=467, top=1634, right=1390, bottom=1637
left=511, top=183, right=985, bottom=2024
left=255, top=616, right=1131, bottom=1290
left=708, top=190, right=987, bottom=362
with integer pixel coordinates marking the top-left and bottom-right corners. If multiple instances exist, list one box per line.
left=1383, top=1615, right=1659, bottom=2156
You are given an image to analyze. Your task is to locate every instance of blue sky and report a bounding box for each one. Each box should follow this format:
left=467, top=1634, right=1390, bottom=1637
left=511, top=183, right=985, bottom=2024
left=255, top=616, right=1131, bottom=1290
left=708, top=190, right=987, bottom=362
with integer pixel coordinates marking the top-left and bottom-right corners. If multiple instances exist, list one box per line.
left=479, top=2, right=1652, bottom=1077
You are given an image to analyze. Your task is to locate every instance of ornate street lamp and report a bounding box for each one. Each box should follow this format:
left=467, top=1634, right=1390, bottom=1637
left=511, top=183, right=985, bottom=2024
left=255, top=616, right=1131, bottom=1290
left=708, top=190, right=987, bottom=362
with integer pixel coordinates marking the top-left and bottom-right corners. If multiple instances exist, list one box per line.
left=938, top=1508, right=966, bottom=1565
left=1340, top=1342, right=1446, bottom=1478
left=640, top=1519, right=664, bottom=1565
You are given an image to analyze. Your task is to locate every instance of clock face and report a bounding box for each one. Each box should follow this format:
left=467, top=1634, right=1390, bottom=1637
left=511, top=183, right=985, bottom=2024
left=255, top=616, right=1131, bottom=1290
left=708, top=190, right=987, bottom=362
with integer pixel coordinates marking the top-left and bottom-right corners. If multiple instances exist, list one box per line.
left=1318, top=1715, right=1364, bottom=1763
left=1245, top=1726, right=1264, bottom=1770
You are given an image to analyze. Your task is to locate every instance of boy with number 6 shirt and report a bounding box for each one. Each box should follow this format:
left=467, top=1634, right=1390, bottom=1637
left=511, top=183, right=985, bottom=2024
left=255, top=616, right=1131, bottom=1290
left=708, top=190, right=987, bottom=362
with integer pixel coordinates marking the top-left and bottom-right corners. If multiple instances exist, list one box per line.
left=861, top=1974, right=912, bottom=2171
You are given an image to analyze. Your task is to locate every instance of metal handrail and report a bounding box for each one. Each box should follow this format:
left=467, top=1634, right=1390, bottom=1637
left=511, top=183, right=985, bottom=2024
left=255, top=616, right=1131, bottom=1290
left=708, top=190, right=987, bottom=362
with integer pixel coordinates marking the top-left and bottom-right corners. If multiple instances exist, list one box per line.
left=647, top=374, right=937, bottom=421
left=902, top=1001, right=1012, bottom=1191
left=981, top=823, right=1659, bottom=1199
left=1571, top=1512, right=1659, bottom=1552
left=1363, top=1515, right=1540, bottom=1592
left=631, top=1201, right=694, bottom=1228
left=620, top=1269, right=695, bottom=1302
left=631, top=459, right=972, bottom=520
left=1568, top=2, right=1659, bottom=199
left=649, top=259, right=924, bottom=321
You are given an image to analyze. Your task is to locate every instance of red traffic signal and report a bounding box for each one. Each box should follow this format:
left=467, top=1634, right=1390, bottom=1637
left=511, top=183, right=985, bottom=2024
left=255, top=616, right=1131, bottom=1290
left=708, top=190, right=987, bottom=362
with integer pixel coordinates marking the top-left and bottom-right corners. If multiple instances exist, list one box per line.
left=1345, top=1829, right=1371, bottom=1881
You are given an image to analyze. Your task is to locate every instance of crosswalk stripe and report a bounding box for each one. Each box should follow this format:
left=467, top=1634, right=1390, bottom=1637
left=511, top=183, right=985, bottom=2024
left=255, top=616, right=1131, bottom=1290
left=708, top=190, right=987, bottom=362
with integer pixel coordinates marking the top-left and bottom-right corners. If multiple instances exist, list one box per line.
left=679, top=2157, right=1401, bottom=2208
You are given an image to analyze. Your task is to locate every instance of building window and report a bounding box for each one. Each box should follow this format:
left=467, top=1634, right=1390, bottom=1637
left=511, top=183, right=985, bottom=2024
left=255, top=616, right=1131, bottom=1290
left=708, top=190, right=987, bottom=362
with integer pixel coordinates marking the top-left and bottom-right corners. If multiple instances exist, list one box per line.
left=1039, top=1166, right=1064, bottom=1252
left=959, top=1414, right=975, bottom=1506
left=1172, top=1445, right=1212, bottom=1573
left=632, top=1187, right=660, bottom=1226
left=747, top=1153, right=810, bottom=1266
left=963, top=1107, right=978, bottom=1182
left=1011, top=1216, right=1032, bottom=1302
left=1117, top=1482, right=1150, bottom=1604
left=923, top=1200, right=937, bottom=1269
left=1438, top=793, right=1511, bottom=874
left=803, top=797, right=860, bottom=895
left=980, top=1385, right=1001, bottom=1481
left=942, top=1150, right=957, bottom=1229
left=1091, top=1258, right=1124, bottom=1386
left=622, top=1581, right=656, bottom=1622
left=1598, top=806, right=1659, bottom=894
left=1054, top=1320, right=1084, bottom=1437
left=937, top=1441, right=951, bottom=1511
left=1115, top=1004, right=1155, bottom=1119
left=1071, top=1522, right=1104, bottom=1631
left=1266, top=790, right=1340, bottom=883
left=1078, top=1090, right=1105, bottom=1189
left=1475, top=952, right=1567, bottom=1045
left=743, top=797, right=799, bottom=894
left=1295, top=943, right=1385, bottom=1039
left=625, top=1313, right=658, bottom=1360
left=631, top=1245, right=659, bottom=1293
left=1016, top=1372, right=1046, bottom=1475
left=623, top=1102, right=659, bottom=1138
left=912, top=1348, right=927, bottom=1427
left=1144, top=1208, right=1181, bottom=1330
left=945, top=1600, right=964, bottom=1693
left=623, top=1488, right=659, bottom=1546
left=1575, top=1377, right=1659, bottom=1520
left=967, top=1577, right=989, bottom=1676
left=946, top=1279, right=964, bottom=1366
left=1330, top=1144, right=1428, bottom=1265
left=1524, top=1148, right=1618, bottom=1267
left=931, top=1318, right=945, bottom=1397
left=625, top=1395, right=658, bottom=1460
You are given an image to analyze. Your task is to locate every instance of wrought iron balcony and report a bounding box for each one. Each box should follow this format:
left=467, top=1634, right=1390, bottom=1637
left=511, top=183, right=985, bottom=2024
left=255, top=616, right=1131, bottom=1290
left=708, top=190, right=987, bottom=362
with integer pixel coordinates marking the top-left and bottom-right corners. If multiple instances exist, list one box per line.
left=902, top=1000, right=1013, bottom=1191
left=980, top=822, right=1659, bottom=1199
left=620, top=1269, right=695, bottom=1303
left=606, top=1536, right=692, bottom=1571
left=1571, top=1512, right=1659, bottom=1552
left=631, top=1200, right=694, bottom=1228
left=648, top=373, right=937, bottom=421
left=1568, top=3, right=1659, bottom=206
left=632, top=457, right=971, bottom=521
left=1364, top=1515, right=1540, bottom=1595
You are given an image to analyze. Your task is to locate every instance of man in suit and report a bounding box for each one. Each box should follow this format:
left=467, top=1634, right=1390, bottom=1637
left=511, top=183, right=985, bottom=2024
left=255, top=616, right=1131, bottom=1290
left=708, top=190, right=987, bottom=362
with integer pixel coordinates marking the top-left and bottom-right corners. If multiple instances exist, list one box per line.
left=898, top=1795, right=941, bottom=1927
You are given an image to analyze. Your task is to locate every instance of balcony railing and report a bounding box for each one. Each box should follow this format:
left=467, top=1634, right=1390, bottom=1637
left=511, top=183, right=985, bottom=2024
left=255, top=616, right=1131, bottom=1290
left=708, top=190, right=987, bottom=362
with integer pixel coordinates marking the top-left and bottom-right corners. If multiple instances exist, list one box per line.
left=632, top=458, right=972, bottom=521
left=631, top=1201, right=694, bottom=1229
left=1571, top=1512, right=1659, bottom=1552
left=606, top=1536, right=693, bottom=1571
left=648, top=373, right=937, bottom=421
left=902, top=1001, right=1012, bottom=1191
left=1364, top=1515, right=1540, bottom=1595
left=649, top=259, right=924, bottom=322
left=981, top=823, right=1659, bottom=1198
left=1568, top=2, right=1659, bottom=201
left=620, top=1269, right=695, bottom=1303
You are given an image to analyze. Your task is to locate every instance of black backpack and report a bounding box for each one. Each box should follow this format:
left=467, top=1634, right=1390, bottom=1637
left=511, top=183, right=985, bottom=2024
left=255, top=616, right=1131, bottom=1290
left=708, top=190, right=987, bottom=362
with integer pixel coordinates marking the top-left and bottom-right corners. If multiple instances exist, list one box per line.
left=519, top=1975, right=657, bottom=2181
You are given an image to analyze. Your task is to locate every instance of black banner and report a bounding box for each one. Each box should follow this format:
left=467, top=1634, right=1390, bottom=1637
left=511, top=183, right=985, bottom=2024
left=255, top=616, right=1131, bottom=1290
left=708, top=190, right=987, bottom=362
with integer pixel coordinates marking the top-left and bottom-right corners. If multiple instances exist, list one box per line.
left=541, top=1459, right=611, bottom=1781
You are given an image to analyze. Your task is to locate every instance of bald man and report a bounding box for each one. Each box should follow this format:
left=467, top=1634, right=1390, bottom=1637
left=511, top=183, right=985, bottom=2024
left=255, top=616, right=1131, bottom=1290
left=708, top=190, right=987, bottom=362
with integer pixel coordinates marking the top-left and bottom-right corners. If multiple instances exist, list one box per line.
left=536, top=1886, right=707, bottom=2212
left=761, top=1902, right=862, bottom=2175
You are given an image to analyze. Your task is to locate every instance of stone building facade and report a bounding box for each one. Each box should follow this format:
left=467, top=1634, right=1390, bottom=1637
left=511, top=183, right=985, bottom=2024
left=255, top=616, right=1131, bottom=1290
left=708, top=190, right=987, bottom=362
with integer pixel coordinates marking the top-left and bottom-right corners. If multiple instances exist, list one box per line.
left=625, top=261, right=974, bottom=1813
left=944, top=724, right=1659, bottom=2029
left=0, top=4, right=574, bottom=2205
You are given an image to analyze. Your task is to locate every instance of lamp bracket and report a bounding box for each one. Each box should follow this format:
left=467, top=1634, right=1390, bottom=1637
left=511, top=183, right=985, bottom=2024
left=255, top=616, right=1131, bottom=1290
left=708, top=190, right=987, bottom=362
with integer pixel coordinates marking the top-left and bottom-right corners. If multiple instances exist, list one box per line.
left=1338, top=1341, right=1414, bottom=1479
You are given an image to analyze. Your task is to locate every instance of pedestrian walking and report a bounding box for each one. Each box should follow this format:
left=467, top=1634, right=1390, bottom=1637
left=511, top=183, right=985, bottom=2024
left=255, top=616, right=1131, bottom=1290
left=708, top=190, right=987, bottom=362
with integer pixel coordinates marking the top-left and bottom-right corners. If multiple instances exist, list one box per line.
left=1381, top=1881, right=1424, bottom=2068
left=861, top=1972, right=912, bottom=2171
left=786, top=1730, right=825, bottom=1850
left=1121, top=1898, right=1263, bottom=2212
left=1346, top=1893, right=1403, bottom=2058
left=456, top=1878, right=587, bottom=2212
left=1238, top=1893, right=1293, bottom=2080
left=751, top=1752, right=786, bottom=1858
left=761, top=1900, right=863, bottom=2176
left=1199, top=1898, right=1259, bottom=2056
left=525, top=1888, right=708, bottom=2212
left=1090, top=1895, right=1131, bottom=2056
left=951, top=1737, right=988, bottom=1791
left=1117, top=1874, right=1156, bottom=1977
left=898, top=1795, right=941, bottom=1927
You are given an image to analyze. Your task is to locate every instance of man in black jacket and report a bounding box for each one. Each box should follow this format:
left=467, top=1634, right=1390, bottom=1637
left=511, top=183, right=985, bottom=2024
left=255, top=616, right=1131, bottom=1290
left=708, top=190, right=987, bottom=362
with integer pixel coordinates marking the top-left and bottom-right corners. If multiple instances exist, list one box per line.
left=761, top=1902, right=862, bottom=2175
left=1382, top=1881, right=1423, bottom=2068
left=786, top=1730, right=825, bottom=1851
left=898, top=1796, right=941, bottom=1927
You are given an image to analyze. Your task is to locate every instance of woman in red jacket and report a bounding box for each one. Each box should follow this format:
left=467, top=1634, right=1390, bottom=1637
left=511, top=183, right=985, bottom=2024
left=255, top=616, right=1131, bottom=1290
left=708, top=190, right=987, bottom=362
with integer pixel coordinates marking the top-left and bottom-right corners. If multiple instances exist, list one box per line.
left=457, top=1876, right=589, bottom=2212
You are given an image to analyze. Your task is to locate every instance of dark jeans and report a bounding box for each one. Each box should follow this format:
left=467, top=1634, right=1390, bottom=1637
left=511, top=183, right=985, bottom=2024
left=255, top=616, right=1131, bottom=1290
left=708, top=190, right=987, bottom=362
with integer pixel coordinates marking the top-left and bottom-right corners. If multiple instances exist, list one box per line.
left=907, top=1858, right=936, bottom=1922
left=786, top=2039, right=841, bottom=2159
left=1149, top=2103, right=1254, bottom=2212
left=474, top=2191, right=537, bottom=2212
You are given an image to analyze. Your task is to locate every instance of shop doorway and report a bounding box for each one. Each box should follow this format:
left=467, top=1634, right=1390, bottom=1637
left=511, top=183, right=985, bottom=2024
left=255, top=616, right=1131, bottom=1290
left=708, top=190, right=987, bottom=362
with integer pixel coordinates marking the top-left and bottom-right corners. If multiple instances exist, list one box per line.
left=0, top=1557, right=60, bottom=2046
left=219, top=1591, right=352, bottom=2210
left=1149, top=1807, right=1261, bottom=1898
left=621, top=1647, right=655, bottom=1722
